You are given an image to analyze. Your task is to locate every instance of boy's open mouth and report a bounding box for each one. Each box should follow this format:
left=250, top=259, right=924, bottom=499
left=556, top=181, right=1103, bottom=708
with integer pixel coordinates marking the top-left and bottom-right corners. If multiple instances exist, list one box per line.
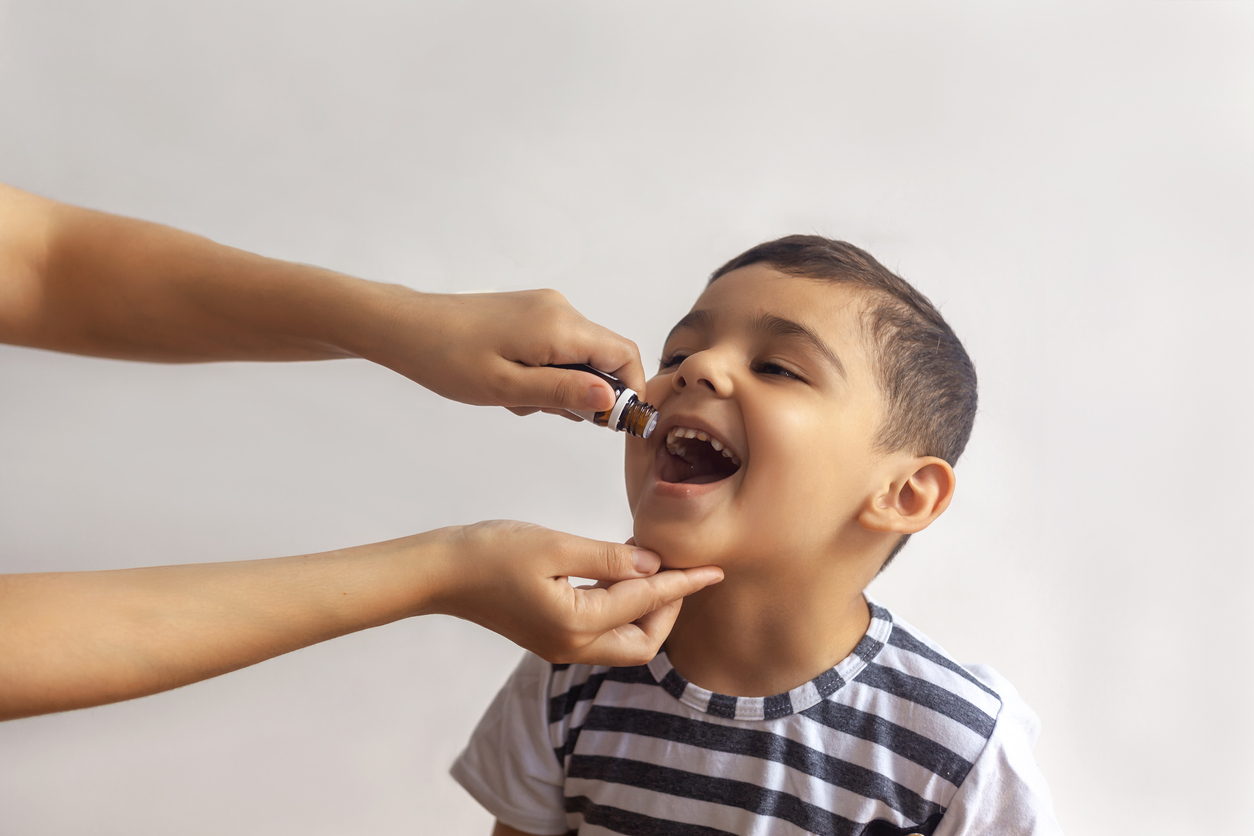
left=658, top=426, right=743, bottom=485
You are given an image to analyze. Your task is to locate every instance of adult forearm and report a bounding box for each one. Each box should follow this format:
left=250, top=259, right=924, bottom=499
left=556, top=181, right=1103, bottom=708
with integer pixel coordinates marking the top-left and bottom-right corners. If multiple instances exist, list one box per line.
left=0, top=533, right=451, bottom=721
left=0, top=183, right=405, bottom=363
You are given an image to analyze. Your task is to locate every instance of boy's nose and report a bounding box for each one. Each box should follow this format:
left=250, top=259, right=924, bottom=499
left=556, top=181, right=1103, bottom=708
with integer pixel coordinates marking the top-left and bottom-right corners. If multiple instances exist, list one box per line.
left=672, top=352, right=731, bottom=396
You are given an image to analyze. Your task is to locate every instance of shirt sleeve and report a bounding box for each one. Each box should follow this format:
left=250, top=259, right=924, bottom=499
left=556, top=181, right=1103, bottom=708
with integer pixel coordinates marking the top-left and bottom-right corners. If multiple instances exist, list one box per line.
left=933, top=664, right=1064, bottom=836
left=450, top=652, right=568, bottom=835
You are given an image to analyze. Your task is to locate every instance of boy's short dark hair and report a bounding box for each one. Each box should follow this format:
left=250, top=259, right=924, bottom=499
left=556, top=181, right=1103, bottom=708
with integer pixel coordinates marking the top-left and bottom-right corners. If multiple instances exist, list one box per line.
left=710, top=235, right=977, bottom=567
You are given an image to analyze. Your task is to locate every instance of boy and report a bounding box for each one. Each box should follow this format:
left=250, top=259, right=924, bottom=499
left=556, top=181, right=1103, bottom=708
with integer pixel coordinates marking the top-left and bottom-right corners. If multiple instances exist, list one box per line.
left=452, top=236, right=1061, bottom=835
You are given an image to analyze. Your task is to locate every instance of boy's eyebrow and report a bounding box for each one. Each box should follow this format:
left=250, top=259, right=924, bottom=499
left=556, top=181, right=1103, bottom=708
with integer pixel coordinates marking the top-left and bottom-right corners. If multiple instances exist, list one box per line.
left=663, top=309, right=713, bottom=344
left=756, top=313, right=847, bottom=379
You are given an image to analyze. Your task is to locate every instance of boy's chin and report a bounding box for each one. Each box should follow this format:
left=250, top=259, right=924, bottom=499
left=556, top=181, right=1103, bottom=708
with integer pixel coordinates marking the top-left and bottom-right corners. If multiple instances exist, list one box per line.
left=632, top=519, right=730, bottom=570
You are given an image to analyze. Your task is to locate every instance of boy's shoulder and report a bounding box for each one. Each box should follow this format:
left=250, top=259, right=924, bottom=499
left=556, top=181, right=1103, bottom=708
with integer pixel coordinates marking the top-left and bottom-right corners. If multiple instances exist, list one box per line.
left=859, top=602, right=1010, bottom=735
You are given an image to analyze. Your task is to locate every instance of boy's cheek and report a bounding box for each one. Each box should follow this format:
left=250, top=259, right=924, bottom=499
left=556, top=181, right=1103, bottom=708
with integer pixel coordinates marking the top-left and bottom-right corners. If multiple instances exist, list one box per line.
left=643, top=373, right=671, bottom=404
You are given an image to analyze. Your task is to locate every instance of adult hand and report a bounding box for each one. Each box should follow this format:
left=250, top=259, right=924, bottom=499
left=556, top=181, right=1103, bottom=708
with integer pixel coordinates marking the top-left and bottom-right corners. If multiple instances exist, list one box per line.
left=432, top=521, right=722, bottom=666
left=350, top=288, right=646, bottom=416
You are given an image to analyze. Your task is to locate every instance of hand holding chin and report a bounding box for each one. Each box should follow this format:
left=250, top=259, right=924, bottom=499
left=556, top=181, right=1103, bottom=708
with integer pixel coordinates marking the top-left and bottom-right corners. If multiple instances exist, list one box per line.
left=433, top=521, right=722, bottom=666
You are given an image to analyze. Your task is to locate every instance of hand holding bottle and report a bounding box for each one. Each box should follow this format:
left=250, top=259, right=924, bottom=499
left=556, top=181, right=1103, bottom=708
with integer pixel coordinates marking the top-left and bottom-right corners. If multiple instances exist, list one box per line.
left=347, top=287, right=649, bottom=418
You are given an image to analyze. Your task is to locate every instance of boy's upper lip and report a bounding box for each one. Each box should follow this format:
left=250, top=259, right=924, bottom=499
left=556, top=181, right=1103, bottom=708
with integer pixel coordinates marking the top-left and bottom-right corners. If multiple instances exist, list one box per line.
left=654, top=413, right=744, bottom=463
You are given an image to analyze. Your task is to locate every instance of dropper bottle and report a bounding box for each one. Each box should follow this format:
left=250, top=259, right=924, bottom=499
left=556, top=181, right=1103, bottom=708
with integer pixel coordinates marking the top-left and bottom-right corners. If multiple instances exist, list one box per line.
left=550, top=363, right=659, bottom=439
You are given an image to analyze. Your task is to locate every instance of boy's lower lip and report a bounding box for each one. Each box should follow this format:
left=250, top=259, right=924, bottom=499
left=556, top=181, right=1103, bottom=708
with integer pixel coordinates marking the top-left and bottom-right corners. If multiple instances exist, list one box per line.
left=650, top=476, right=730, bottom=499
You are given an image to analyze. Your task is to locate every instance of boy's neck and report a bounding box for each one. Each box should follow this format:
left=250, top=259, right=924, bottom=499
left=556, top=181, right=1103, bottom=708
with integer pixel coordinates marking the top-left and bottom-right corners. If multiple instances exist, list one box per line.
left=662, top=558, right=874, bottom=699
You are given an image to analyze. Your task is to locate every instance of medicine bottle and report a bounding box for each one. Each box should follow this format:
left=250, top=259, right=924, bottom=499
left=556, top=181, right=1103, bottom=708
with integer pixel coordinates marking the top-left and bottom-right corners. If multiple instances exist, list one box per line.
left=551, top=363, right=659, bottom=439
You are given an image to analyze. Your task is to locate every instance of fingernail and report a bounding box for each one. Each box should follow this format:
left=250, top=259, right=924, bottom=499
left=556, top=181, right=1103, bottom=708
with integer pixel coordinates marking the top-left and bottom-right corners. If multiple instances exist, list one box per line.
left=632, top=549, right=660, bottom=574
left=585, top=385, right=613, bottom=411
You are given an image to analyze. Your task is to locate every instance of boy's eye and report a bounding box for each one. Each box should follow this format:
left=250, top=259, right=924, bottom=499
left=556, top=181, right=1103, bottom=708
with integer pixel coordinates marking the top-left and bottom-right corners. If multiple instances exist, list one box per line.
left=755, top=361, right=800, bottom=380
left=658, top=353, right=688, bottom=370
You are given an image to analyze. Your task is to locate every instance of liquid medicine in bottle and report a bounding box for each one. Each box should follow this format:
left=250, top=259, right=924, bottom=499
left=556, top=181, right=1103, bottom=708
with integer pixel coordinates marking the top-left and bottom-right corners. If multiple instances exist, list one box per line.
left=550, top=363, right=659, bottom=439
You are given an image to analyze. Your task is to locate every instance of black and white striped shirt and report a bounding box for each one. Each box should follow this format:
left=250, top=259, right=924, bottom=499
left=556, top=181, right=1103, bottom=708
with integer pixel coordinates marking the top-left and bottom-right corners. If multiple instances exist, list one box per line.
left=452, top=602, right=1060, bottom=836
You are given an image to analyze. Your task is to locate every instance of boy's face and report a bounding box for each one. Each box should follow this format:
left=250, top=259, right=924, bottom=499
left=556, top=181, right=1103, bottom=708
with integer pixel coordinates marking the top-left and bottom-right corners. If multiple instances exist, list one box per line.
left=625, top=264, right=889, bottom=571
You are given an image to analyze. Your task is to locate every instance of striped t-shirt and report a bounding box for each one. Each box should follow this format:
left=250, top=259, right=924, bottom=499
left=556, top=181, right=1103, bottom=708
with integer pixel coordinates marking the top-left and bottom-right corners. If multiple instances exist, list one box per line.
left=452, top=601, right=1060, bottom=836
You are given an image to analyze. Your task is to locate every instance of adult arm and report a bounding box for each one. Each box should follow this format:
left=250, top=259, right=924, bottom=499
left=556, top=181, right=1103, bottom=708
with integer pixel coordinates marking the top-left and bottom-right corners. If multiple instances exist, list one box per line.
left=0, top=182, right=646, bottom=408
left=0, top=521, right=721, bottom=721
left=0, top=185, right=705, bottom=720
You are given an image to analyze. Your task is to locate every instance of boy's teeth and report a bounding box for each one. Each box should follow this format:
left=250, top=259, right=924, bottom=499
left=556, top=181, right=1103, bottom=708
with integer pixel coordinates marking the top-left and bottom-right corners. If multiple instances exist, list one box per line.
left=664, top=425, right=741, bottom=466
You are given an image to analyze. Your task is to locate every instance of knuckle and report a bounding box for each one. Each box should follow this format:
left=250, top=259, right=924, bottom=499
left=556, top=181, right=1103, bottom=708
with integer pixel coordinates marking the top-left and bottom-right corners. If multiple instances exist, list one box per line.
left=551, top=374, right=581, bottom=407
left=531, top=288, right=568, bottom=314
left=603, top=545, right=624, bottom=580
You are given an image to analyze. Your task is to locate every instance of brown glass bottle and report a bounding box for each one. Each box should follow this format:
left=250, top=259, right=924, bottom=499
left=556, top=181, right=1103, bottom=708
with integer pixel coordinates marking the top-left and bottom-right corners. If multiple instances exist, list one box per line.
left=550, top=364, right=659, bottom=439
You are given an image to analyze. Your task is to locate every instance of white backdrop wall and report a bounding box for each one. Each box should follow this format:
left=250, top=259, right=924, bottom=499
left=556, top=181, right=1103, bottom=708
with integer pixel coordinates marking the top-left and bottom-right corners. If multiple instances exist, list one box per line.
left=1, top=2, right=1250, bottom=834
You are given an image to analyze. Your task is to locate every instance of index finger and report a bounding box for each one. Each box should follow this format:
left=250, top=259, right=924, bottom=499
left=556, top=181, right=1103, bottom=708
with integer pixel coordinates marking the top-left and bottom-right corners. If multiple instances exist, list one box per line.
left=575, top=566, right=724, bottom=634
left=570, top=320, right=646, bottom=398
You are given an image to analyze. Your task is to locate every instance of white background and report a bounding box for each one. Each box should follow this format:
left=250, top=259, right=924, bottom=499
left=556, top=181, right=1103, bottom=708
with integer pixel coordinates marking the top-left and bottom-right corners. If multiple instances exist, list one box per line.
left=1, top=2, right=1251, bottom=834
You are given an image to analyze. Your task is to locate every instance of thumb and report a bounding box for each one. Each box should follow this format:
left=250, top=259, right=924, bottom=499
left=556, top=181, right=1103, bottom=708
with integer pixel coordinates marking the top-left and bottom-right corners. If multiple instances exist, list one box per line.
left=508, top=365, right=616, bottom=413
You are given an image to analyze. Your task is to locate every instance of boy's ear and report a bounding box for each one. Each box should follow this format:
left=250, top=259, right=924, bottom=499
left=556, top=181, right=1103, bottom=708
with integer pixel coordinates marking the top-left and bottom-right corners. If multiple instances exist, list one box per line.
left=858, top=456, right=956, bottom=535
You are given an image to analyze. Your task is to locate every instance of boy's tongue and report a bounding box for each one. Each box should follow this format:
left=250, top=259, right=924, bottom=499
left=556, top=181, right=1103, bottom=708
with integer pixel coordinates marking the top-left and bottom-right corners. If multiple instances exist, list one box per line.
left=658, top=441, right=740, bottom=485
